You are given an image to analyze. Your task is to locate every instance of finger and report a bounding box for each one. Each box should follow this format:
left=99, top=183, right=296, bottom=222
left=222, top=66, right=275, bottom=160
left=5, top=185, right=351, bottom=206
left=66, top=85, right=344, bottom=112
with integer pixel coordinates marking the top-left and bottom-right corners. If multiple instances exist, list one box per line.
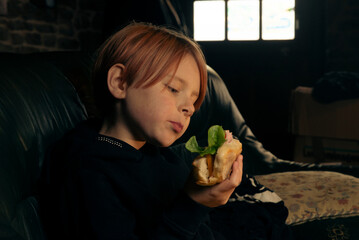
left=229, top=155, right=243, bottom=185
left=235, top=154, right=243, bottom=164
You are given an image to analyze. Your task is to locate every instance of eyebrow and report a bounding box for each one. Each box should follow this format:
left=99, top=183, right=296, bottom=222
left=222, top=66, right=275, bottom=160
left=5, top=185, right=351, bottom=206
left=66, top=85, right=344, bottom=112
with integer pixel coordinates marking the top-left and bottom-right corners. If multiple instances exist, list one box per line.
left=170, top=76, right=200, bottom=98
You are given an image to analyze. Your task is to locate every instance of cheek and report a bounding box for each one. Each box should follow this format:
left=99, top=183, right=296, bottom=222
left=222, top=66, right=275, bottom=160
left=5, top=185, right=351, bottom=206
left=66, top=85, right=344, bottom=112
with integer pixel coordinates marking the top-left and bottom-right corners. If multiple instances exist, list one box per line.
left=182, top=119, right=191, bottom=134
left=136, top=95, right=171, bottom=122
left=160, top=97, right=176, bottom=110
left=149, top=92, right=176, bottom=112
left=127, top=88, right=178, bottom=124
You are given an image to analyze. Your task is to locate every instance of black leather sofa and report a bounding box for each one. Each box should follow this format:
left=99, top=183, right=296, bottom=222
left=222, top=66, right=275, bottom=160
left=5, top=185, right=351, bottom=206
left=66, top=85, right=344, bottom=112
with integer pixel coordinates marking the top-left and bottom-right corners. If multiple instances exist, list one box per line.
left=1, top=51, right=358, bottom=240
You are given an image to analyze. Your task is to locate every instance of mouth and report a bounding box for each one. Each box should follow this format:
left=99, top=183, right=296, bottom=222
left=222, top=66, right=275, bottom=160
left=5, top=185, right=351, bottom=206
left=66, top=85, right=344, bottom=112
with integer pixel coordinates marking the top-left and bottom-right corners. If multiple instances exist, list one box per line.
left=170, top=121, right=184, bottom=133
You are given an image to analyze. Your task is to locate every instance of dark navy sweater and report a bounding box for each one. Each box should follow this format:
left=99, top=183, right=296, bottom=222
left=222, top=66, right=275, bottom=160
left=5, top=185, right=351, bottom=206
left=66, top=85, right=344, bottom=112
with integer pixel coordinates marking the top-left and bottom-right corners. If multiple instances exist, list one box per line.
left=39, top=119, right=293, bottom=240
left=38, top=119, right=217, bottom=240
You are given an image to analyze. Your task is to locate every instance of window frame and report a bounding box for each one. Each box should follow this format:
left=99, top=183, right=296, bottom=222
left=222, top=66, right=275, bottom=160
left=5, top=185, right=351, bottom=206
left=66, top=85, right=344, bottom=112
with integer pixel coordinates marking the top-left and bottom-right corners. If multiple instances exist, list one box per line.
left=193, top=0, right=296, bottom=42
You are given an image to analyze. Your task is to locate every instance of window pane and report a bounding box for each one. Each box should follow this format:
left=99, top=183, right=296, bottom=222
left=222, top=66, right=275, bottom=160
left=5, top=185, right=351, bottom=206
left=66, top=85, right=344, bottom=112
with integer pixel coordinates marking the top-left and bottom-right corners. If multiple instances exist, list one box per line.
left=194, top=1, right=225, bottom=41
left=262, top=0, right=295, bottom=40
left=228, top=0, right=260, bottom=41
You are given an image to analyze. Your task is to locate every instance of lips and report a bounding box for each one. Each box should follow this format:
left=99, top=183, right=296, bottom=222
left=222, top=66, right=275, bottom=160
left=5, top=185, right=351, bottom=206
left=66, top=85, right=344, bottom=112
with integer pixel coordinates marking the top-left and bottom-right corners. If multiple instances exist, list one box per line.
left=170, top=121, right=183, bottom=133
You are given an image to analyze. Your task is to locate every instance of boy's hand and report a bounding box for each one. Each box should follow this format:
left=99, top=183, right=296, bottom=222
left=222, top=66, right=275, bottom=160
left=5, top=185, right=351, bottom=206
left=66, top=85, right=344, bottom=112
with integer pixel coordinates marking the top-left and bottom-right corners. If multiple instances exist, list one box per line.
left=185, top=154, right=243, bottom=208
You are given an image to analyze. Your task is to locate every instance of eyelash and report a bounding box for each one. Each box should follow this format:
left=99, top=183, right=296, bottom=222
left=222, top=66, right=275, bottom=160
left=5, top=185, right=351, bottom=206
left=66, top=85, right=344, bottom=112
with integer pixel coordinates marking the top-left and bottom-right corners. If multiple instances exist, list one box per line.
left=166, top=85, right=179, bottom=93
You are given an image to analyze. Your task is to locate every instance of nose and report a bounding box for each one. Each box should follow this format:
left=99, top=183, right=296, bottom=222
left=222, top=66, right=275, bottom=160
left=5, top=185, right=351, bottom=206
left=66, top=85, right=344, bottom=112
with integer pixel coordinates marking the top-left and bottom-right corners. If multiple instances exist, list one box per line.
left=180, top=100, right=195, bottom=117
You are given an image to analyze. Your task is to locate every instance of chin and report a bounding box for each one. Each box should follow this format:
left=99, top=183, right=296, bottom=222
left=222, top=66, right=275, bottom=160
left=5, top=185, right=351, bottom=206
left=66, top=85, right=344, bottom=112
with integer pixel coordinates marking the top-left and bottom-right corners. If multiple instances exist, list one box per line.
left=149, top=130, right=184, bottom=147
left=159, top=138, right=177, bottom=147
left=156, top=135, right=179, bottom=148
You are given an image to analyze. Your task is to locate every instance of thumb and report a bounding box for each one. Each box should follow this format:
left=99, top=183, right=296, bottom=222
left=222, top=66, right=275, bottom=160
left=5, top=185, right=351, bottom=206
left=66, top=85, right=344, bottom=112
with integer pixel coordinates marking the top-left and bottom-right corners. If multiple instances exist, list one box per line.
left=229, top=154, right=243, bottom=185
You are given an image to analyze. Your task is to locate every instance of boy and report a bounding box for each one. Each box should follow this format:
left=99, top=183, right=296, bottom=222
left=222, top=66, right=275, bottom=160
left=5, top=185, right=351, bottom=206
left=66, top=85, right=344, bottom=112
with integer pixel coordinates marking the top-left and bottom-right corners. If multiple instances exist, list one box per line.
left=39, top=22, right=243, bottom=240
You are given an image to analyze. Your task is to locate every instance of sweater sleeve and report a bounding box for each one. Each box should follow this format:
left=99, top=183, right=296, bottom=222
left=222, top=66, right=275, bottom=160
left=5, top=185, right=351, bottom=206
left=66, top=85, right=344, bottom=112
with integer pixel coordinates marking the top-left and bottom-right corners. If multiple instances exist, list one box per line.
left=159, top=192, right=212, bottom=239
left=77, top=168, right=212, bottom=240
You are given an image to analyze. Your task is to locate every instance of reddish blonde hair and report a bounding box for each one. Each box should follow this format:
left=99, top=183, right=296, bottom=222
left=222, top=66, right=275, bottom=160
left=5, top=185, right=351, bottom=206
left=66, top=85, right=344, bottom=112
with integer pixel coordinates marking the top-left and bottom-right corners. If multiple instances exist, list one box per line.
left=93, top=22, right=207, bottom=116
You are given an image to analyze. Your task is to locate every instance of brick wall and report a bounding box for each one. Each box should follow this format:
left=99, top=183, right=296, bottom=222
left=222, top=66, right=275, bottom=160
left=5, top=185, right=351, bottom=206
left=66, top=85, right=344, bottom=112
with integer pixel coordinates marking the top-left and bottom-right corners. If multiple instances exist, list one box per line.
left=0, top=0, right=105, bottom=53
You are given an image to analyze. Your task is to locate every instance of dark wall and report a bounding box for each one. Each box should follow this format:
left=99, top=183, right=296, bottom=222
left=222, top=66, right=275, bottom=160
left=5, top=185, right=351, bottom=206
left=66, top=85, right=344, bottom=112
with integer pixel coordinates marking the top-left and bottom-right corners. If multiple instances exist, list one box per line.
left=101, top=0, right=359, bottom=160
left=1, top=0, right=356, bottom=159
left=101, top=0, right=166, bottom=39
left=104, top=0, right=359, bottom=159
left=196, top=0, right=327, bottom=159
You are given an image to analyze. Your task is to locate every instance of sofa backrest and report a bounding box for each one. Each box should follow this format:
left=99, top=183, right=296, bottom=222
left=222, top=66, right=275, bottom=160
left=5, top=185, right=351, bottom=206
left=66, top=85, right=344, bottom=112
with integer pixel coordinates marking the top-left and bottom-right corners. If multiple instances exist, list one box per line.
left=0, top=53, right=88, bottom=240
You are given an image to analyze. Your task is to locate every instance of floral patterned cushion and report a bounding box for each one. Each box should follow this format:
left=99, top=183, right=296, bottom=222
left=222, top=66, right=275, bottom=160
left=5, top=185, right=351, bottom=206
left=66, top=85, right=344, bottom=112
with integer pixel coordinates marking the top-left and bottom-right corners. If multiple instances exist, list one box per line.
left=255, top=171, right=359, bottom=225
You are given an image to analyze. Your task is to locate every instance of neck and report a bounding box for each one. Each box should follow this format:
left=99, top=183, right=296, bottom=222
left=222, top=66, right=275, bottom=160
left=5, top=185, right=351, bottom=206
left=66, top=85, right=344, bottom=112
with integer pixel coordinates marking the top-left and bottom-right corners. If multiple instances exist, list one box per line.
left=99, top=117, right=146, bottom=150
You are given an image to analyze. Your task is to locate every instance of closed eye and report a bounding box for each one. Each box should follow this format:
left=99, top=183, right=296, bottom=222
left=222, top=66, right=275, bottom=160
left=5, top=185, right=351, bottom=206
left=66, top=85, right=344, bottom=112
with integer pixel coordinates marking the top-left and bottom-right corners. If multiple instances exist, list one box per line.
left=166, top=85, right=179, bottom=93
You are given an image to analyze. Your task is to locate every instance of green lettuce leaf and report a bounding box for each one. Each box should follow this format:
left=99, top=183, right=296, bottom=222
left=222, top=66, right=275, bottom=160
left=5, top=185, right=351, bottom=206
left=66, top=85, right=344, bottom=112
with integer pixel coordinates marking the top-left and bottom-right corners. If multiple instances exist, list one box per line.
left=185, top=136, right=204, bottom=153
left=185, top=125, right=226, bottom=156
left=208, top=125, right=226, bottom=148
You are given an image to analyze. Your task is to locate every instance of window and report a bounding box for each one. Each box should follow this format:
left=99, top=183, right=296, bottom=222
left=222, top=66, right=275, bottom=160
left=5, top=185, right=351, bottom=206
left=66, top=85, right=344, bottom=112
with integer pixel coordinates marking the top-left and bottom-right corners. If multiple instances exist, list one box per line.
left=193, top=0, right=296, bottom=41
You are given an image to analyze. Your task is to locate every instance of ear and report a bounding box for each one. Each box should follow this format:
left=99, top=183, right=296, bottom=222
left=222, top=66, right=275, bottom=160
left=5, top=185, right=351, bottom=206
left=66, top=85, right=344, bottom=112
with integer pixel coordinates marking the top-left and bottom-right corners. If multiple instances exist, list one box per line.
left=107, top=63, right=127, bottom=99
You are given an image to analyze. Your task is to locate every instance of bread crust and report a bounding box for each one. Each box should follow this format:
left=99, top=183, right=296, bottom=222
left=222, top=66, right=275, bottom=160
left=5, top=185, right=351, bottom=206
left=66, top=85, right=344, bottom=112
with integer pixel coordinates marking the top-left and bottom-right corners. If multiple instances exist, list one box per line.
left=192, top=155, right=210, bottom=185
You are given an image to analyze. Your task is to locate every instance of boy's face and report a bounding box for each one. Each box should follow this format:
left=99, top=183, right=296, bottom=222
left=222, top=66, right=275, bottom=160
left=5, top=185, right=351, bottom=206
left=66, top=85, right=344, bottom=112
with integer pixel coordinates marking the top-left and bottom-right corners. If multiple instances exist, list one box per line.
left=122, top=54, right=201, bottom=147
